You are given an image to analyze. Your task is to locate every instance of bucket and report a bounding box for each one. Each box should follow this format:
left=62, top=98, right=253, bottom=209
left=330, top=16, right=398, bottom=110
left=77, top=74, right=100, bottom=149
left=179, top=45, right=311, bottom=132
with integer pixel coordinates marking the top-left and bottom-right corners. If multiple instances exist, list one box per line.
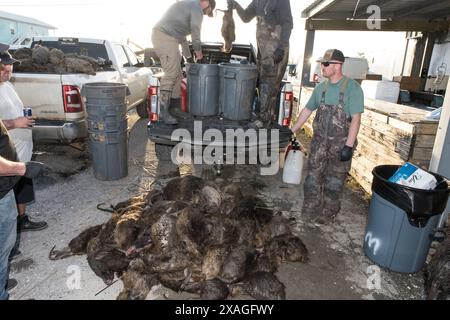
left=219, top=63, right=258, bottom=121
left=187, top=64, right=220, bottom=117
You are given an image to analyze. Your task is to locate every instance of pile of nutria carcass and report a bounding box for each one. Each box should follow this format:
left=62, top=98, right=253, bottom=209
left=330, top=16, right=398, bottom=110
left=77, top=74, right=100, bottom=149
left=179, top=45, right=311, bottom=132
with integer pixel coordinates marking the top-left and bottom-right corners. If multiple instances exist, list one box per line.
left=12, top=46, right=112, bottom=75
left=424, top=228, right=450, bottom=300
left=49, top=176, right=308, bottom=300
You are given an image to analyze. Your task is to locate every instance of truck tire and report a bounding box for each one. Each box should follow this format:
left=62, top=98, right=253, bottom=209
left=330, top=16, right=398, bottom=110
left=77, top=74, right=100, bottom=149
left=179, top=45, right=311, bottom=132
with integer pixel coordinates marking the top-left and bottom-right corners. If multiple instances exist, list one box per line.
left=136, top=101, right=149, bottom=119
left=155, top=143, right=173, bottom=161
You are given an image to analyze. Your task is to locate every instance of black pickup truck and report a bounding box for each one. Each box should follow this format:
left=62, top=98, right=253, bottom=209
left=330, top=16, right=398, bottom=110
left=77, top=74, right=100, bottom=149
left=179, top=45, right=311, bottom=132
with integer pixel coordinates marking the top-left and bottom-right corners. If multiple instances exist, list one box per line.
left=147, top=43, right=293, bottom=171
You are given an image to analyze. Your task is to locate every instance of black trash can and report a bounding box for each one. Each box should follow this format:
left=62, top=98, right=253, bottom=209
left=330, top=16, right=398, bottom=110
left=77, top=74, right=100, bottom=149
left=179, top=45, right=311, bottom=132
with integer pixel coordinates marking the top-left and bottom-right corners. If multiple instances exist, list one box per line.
left=364, top=165, right=450, bottom=273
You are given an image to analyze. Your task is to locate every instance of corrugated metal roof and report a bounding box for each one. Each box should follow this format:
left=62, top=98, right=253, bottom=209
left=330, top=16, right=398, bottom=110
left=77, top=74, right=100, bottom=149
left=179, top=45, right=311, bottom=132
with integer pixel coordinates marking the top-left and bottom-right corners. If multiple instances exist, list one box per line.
left=0, top=10, right=56, bottom=29
left=302, top=0, right=450, bottom=20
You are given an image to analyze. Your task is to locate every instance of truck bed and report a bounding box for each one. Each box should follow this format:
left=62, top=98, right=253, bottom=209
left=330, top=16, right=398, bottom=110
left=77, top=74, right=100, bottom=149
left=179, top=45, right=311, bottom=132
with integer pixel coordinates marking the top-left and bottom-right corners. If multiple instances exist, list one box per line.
left=148, top=115, right=292, bottom=151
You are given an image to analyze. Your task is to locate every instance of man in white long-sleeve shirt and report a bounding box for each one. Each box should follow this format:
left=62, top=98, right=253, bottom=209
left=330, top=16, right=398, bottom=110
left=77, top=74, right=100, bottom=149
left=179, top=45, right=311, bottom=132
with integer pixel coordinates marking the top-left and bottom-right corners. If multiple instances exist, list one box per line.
left=0, top=47, right=48, bottom=239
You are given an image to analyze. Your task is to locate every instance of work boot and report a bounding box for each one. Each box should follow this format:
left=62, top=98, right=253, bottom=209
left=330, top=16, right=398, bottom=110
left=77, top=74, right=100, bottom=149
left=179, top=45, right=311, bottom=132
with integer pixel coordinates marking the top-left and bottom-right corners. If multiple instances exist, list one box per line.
left=160, top=91, right=178, bottom=125
left=6, top=279, right=18, bottom=291
left=18, top=215, right=48, bottom=232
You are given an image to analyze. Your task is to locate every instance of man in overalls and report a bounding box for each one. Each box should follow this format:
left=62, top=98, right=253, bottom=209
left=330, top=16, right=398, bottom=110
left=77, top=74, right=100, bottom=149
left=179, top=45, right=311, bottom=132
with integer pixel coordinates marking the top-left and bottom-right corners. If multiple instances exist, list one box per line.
left=292, top=49, right=364, bottom=224
left=229, top=0, right=293, bottom=128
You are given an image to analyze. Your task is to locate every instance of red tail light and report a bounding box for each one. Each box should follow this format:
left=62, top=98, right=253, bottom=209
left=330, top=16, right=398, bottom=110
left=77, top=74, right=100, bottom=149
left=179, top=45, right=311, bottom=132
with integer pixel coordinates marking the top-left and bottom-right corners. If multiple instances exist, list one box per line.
left=282, top=89, right=293, bottom=127
left=313, top=73, right=319, bottom=83
left=62, top=85, right=83, bottom=113
left=148, top=85, right=159, bottom=123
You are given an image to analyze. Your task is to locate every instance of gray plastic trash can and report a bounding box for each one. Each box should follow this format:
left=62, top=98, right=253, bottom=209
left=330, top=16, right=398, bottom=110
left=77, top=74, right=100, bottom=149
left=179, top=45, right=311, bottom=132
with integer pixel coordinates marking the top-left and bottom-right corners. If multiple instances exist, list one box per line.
left=82, top=82, right=129, bottom=181
left=88, top=130, right=128, bottom=181
left=187, top=64, right=220, bottom=117
left=364, top=165, right=450, bottom=273
left=219, top=63, right=258, bottom=121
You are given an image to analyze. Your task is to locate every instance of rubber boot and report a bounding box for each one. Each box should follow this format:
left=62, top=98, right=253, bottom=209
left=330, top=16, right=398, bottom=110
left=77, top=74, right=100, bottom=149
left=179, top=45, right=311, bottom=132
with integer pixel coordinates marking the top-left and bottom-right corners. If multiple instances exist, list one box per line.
left=160, top=91, right=178, bottom=125
left=169, top=98, right=190, bottom=120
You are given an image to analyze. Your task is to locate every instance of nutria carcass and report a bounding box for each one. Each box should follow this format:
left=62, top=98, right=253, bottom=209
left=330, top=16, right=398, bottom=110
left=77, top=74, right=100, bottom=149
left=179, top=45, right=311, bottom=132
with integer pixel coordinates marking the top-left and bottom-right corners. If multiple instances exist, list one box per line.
left=265, top=234, right=309, bottom=266
left=184, top=279, right=230, bottom=300
left=232, top=272, right=286, bottom=300
left=117, top=258, right=159, bottom=300
left=163, top=176, right=205, bottom=202
left=86, top=216, right=133, bottom=285
left=49, top=225, right=103, bottom=260
left=219, top=245, right=256, bottom=284
left=425, top=233, right=450, bottom=300
left=202, top=246, right=230, bottom=280
left=218, top=5, right=236, bottom=53
left=32, top=46, right=50, bottom=65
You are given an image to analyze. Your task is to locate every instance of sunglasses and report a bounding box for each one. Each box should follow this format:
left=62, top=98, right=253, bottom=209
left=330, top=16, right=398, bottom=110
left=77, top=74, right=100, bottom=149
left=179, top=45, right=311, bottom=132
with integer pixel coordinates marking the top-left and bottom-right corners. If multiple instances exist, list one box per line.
left=321, top=61, right=343, bottom=67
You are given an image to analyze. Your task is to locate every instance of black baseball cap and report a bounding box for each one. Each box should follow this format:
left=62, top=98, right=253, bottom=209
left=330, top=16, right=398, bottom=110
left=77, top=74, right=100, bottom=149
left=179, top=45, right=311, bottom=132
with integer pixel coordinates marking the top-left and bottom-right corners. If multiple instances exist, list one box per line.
left=317, top=49, right=345, bottom=63
left=0, top=50, right=20, bottom=65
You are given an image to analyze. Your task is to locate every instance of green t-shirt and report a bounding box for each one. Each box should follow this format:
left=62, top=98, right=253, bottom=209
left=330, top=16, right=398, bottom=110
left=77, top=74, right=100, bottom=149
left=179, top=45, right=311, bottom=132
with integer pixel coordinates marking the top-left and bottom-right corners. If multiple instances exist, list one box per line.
left=306, top=77, right=365, bottom=117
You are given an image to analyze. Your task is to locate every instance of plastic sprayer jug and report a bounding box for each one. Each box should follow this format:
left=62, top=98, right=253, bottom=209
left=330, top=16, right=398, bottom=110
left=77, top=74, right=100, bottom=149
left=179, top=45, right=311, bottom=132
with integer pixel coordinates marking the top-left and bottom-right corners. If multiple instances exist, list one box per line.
left=283, top=139, right=304, bottom=185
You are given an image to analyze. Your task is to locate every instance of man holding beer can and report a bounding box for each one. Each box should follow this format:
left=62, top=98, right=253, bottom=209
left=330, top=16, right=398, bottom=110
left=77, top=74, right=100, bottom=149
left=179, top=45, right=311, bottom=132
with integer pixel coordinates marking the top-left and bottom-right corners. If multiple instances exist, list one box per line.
left=0, top=45, right=48, bottom=247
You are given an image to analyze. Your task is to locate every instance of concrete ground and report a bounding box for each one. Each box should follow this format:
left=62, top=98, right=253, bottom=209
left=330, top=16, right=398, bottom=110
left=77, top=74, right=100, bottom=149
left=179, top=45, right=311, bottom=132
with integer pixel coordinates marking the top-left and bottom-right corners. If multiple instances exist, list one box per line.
left=9, top=112, right=426, bottom=300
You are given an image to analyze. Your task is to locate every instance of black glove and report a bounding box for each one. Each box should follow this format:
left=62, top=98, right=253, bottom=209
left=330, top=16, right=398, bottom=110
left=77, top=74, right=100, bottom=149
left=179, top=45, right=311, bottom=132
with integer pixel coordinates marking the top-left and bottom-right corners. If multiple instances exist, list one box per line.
left=186, top=57, right=195, bottom=64
left=24, top=161, right=51, bottom=179
left=340, top=146, right=354, bottom=162
left=227, top=0, right=235, bottom=9
left=273, top=48, right=285, bottom=64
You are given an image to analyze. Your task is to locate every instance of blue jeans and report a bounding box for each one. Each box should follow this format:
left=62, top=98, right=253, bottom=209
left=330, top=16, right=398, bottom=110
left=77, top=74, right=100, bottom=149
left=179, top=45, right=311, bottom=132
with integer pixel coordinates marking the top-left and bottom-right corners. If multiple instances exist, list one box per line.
left=0, top=190, right=18, bottom=300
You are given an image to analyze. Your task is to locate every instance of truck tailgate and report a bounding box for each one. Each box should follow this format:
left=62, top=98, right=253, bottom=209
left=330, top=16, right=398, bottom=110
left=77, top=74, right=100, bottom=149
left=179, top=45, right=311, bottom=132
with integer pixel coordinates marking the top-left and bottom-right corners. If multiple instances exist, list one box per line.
left=12, top=74, right=65, bottom=121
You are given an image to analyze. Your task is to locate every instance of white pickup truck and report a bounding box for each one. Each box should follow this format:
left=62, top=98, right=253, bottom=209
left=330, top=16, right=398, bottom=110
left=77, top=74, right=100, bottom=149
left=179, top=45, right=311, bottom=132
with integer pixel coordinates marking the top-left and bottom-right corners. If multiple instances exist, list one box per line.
left=11, top=36, right=156, bottom=143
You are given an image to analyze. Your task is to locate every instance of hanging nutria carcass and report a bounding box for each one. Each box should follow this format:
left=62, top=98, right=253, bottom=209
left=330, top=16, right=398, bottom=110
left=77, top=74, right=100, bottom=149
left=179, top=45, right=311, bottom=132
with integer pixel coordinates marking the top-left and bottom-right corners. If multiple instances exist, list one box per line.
left=184, top=279, right=230, bottom=300
left=49, top=225, right=103, bottom=260
left=218, top=5, right=236, bottom=53
left=32, top=46, right=50, bottom=65
left=117, top=258, right=159, bottom=300
left=425, top=232, right=450, bottom=300
left=232, top=272, right=286, bottom=300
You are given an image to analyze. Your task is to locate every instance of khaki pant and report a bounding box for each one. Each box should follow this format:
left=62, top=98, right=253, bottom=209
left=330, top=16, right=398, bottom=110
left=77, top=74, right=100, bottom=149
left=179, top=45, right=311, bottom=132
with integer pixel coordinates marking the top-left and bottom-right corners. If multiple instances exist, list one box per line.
left=151, top=29, right=182, bottom=98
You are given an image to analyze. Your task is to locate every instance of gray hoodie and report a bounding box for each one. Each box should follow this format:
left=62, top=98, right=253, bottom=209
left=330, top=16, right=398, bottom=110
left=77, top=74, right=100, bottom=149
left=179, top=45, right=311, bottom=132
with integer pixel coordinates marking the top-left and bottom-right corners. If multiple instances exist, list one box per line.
left=154, top=0, right=204, bottom=52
